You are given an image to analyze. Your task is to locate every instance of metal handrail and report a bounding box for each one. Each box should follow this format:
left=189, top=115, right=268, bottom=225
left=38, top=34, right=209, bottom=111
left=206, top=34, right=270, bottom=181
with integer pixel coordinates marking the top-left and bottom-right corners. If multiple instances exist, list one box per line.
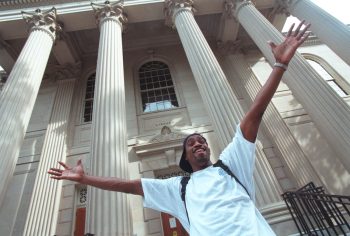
left=282, top=182, right=350, bottom=236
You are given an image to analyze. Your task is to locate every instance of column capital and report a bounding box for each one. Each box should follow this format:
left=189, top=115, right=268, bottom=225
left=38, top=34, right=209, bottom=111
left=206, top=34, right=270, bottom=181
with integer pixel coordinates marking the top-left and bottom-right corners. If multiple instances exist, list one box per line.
left=164, top=0, right=196, bottom=27
left=277, top=0, right=302, bottom=9
left=217, top=40, right=242, bottom=55
left=47, top=61, right=82, bottom=81
left=92, top=1, right=128, bottom=27
left=266, top=3, right=290, bottom=21
left=22, top=8, right=60, bottom=42
left=224, top=0, right=253, bottom=18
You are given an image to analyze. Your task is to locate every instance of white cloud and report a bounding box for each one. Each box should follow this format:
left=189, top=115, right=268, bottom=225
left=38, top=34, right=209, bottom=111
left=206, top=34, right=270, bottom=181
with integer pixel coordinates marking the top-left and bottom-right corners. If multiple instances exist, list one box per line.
left=311, top=0, right=350, bottom=24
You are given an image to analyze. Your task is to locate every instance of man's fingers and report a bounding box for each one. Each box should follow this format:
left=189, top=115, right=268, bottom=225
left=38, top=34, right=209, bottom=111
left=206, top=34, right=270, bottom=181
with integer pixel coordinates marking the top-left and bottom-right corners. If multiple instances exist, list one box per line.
left=58, top=161, right=70, bottom=169
left=47, top=171, right=62, bottom=176
left=287, top=23, right=295, bottom=37
left=48, top=167, right=65, bottom=176
left=268, top=40, right=276, bottom=50
left=298, top=32, right=310, bottom=45
left=293, top=20, right=305, bottom=36
left=50, top=168, right=63, bottom=173
left=297, top=23, right=310, bottom=40
left=50, top=176, right=63, bottom=180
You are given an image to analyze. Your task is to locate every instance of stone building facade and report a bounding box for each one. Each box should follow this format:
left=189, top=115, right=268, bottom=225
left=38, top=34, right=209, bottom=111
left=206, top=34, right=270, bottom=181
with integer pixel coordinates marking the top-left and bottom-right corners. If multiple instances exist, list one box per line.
left=0, top=0, right=349, bottom=235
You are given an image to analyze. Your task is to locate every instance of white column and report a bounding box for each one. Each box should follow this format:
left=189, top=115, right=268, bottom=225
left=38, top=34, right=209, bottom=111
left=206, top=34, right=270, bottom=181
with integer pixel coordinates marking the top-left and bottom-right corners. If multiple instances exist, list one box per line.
left=0, top=8, right=59, bottom=205
left=165, top=0, right=282, bottom=206
left=229, top=0, right=350, bottom=173
left=222, top=54, right=322, bottom=187
left=23, top=78, right=76, bottom=236
left=86, top=1, right=131, bottom=235
left=281, top=0, right=350, bottom=65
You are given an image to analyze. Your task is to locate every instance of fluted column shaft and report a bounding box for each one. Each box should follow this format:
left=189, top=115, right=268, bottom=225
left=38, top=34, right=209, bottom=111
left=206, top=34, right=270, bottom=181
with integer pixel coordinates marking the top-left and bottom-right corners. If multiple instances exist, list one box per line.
left=165, top=0, right=282, bottom=205
left=86, top=2, right=131, bottom=235
left=231, top=0, right=350, bottom=173
left=282, top=0, right=350, bottom=65
left=222, top=54, right=322, bottom=187
left=23, top=78, right=75, bottom=236
left=0, top=8, right=58, bottom=205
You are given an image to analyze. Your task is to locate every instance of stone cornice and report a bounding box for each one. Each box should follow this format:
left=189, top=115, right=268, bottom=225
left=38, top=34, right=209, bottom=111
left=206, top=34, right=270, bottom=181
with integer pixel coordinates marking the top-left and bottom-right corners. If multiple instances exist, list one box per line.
left=0, top=0, right=164, bottom=8
left=0, top=0, right=164, bottom=22
left=1, top=0, right=47, bottom=7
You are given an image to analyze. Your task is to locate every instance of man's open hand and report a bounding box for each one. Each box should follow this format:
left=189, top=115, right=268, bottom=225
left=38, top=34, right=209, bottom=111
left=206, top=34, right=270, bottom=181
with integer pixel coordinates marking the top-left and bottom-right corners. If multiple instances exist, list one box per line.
left=268, top=20, right=311, bottom=65
left=48, top=160, right=85, bottom=183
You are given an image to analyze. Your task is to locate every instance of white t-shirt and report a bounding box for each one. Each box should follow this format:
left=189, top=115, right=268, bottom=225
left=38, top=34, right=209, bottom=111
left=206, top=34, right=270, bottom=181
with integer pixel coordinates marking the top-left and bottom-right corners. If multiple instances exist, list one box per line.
left=141, top=126, right=276, bottom=236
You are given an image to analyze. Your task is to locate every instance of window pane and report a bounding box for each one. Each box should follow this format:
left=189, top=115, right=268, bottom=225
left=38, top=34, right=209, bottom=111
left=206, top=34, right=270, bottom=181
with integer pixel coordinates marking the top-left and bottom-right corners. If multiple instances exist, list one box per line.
left=307, top=59, right=348, bottom=97
left=83, top=73, right=96, bottom=122
left=157, top=102, right=165, bottom=110
left=138, top=61, right=179, bottom=113
left=328, top=81, right=347, bottom=97
left=307, top=60, right=334, bottom=81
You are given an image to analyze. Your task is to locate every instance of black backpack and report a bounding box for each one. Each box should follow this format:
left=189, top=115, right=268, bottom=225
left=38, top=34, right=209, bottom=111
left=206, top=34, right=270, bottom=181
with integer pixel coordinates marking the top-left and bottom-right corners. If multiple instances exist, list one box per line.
left=180, top=160, right=250, bottom=223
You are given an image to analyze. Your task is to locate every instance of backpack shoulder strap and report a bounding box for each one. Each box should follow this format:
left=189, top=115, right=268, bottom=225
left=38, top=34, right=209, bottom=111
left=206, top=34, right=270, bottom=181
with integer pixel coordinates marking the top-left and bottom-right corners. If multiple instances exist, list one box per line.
left=180, top=176, right=190, bottom=202
left=213, top=160, right=250, bottom=198
left=180, top=176, right=191, bottom=224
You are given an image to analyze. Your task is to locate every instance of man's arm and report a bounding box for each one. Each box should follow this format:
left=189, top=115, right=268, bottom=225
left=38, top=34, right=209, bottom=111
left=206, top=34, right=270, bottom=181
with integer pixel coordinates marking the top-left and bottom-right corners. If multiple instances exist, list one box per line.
left=240, top=20, right=310, bottom=142
left=48, top=160, right=144, bottom=196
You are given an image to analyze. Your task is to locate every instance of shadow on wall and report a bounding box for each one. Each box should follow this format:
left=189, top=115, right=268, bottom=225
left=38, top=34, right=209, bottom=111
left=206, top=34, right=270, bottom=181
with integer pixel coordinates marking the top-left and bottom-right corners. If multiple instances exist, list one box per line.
left=285, top=99, right=350, bottom=195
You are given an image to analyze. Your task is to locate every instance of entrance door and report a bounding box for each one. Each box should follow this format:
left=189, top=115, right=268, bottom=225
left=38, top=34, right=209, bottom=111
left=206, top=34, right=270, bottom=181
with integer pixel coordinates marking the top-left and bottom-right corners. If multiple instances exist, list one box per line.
left=161, top=212, right=189, bottom=236
left=74, top=207, right=86, bottom=236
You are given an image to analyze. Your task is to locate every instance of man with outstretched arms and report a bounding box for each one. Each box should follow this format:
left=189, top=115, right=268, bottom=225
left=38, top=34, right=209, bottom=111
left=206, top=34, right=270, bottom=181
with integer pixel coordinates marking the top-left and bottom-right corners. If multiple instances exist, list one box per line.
left=49, top=21, right=310, bottom=235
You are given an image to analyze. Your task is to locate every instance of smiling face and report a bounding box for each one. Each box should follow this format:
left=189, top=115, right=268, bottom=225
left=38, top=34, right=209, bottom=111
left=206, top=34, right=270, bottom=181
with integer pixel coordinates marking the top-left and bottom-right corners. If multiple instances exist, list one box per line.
left=185, top=134, right=212, bottom=172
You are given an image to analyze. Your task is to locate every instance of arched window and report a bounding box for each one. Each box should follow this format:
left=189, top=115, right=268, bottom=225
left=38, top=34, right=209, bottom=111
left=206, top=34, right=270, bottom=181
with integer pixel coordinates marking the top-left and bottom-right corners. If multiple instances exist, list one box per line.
left=306, top=58, right=348, bottom=97
left=138, top=61, right=179, bottom=113
left=83, top=73, right=95, bottom=122
left=0, top=68, right=7, bottom=92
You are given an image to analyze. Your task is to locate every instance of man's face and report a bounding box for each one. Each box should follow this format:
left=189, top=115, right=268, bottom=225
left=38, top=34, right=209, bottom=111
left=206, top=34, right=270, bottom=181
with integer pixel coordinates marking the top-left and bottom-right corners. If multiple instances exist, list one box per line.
left=185, top=134, right=211, bottom=171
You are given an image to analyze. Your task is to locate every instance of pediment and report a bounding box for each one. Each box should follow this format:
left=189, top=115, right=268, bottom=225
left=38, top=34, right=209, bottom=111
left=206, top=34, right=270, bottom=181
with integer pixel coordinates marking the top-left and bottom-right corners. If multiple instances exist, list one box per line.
left=149, top=126, right=187, bottom=144
left=133, top=126, right=188, bottom=159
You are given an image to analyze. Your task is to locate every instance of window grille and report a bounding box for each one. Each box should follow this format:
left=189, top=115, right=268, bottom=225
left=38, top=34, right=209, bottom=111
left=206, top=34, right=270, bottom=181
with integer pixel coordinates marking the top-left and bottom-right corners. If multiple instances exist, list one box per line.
left=83, top=73, right=95, bottom=122
left=139, top=61, right=179, bottom=113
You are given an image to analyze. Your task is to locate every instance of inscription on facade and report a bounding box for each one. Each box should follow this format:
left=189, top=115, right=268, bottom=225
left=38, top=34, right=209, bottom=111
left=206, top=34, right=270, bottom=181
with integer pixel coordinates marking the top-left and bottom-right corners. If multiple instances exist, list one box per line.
left=156, top=121, right=171, bottom=127
left=157, top=170, right=189, bottom=179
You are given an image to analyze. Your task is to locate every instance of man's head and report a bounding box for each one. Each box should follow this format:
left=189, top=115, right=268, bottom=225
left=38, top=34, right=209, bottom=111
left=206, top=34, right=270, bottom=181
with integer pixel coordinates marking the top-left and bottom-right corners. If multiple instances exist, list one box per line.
left=180, top=133, right=211, bottom=173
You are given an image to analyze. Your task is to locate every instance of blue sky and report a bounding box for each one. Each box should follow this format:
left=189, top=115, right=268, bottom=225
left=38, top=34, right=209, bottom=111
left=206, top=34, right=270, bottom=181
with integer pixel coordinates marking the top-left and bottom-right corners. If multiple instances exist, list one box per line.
left=283, top=0, right=350, bottom=31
